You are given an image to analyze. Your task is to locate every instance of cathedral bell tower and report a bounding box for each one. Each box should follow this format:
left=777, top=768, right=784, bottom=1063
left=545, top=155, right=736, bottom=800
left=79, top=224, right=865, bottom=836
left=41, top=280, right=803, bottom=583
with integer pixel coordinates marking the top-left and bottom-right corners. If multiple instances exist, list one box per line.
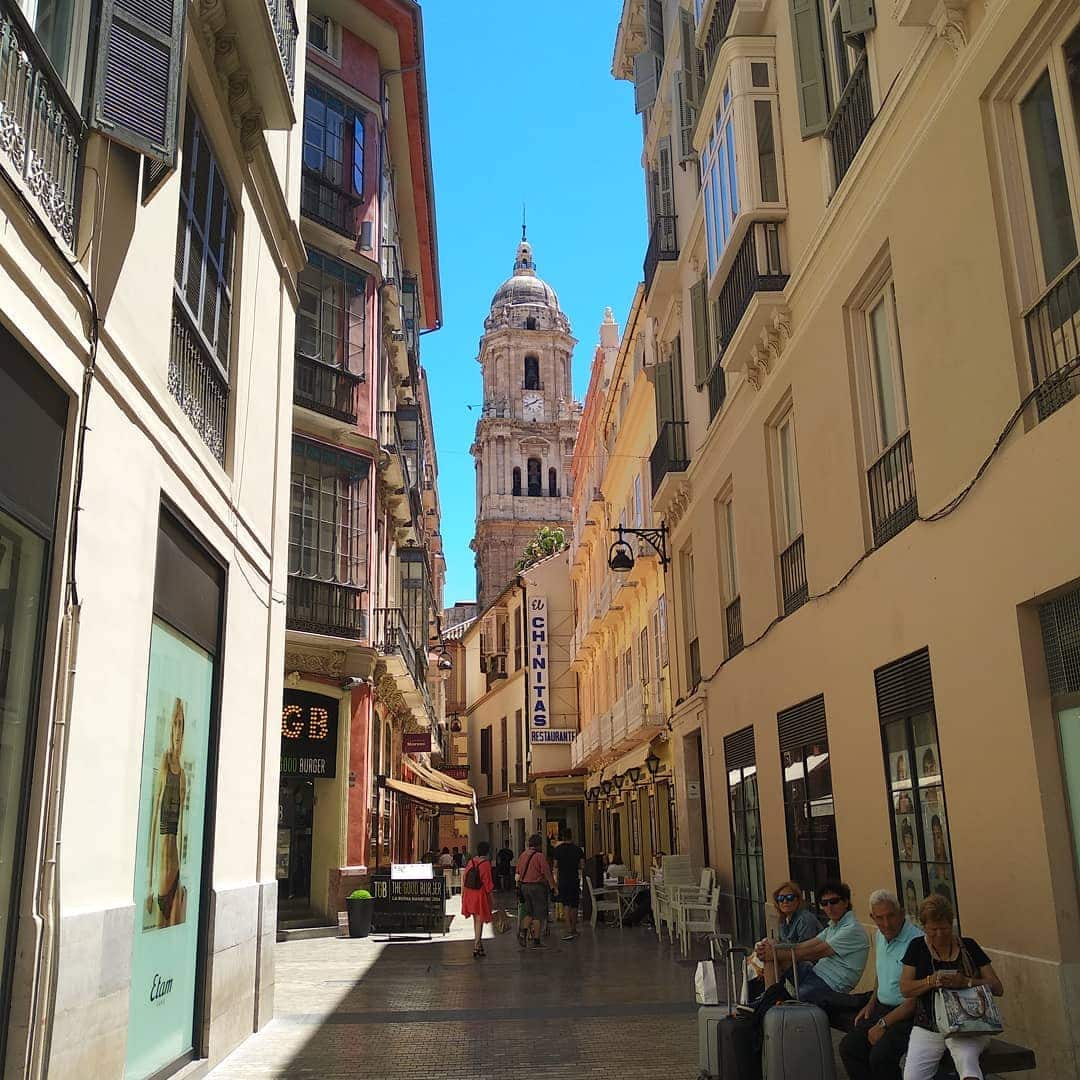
left=471, top=235, right=582, bottom=610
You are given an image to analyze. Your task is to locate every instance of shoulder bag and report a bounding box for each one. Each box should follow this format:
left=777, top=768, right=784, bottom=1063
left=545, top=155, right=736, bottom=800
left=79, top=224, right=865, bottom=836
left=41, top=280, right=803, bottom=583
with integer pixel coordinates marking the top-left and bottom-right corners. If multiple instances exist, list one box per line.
left=516, top=850, right=538, bottom=903
left=932, top=943, right=1004, bottom=1036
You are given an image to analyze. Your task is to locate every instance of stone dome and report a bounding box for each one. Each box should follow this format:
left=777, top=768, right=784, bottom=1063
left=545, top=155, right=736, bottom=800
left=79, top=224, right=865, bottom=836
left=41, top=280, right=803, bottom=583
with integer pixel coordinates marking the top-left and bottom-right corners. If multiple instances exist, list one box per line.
left=485, top=236, right=570, bottom=334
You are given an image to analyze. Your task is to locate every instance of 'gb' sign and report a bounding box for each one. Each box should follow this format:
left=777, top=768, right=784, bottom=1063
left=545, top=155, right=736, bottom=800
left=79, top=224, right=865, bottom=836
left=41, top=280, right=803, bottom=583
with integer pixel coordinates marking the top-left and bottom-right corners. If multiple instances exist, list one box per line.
left=281, top=689, right=340, bottom=778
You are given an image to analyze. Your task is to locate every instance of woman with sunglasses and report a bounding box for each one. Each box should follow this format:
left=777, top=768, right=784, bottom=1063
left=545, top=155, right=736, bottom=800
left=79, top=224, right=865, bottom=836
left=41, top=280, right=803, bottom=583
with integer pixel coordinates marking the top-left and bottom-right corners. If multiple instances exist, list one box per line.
left=742, top=881, right=821, bottom=1002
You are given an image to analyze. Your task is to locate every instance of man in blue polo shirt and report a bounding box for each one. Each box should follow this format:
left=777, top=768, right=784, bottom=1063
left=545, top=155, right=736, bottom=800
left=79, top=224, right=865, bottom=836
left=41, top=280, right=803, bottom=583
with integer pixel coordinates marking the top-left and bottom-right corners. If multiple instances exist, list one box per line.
left=838, top=889, right=922, bottom=1080
left=757, top=879, right=869, bottom=1010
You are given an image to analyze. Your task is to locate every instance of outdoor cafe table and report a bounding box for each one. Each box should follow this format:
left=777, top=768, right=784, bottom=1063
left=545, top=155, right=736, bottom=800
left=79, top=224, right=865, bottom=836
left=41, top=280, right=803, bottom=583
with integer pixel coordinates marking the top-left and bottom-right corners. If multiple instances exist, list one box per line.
left=605, top=880, right=650, bottom=922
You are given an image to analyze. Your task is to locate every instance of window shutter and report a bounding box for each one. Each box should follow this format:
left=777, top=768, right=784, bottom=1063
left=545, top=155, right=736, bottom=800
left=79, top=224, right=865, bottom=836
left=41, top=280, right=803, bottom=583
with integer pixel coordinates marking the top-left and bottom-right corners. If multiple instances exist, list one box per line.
left=91, top=0, right=185, bottom=163
left=724, top=726, right=756, bottom=772
left=634, top=51, right=662, bottom=114
left=839, top=0, right=876, bottom=35
left=673, top=70, right=697, bottom=161
left=873, top=648, right=934, bottom=724
left=658, top=136, right=675, bottom=217
left=653, top=359, right=675, bottom=424
left=777, top=694, right=827, bottom=753
left=788, top=0, right=830, bottom=138
left=1040, top=588, right=1080, bottom=696
left=680, top=8, right=703, bottom=108
left=690, top=279, right=709, bottom=386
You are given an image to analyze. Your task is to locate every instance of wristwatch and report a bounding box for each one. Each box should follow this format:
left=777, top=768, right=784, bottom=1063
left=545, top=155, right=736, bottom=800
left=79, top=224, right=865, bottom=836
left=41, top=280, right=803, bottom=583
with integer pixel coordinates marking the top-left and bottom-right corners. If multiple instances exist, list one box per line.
left=877, top=1018, right=888, bottom=1030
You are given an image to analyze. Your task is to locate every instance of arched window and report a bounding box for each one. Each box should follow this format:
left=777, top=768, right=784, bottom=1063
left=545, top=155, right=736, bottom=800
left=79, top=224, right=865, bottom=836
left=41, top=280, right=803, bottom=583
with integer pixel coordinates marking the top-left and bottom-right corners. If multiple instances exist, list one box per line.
left=526, top=316, right=537, bottom=330
left=527, top=458, right=542, bottom=497
left=512, top=467, right=522, bottom=496
left=548, top=468, right=558, bottom=497
left=524, top=355, right=540, bottom=389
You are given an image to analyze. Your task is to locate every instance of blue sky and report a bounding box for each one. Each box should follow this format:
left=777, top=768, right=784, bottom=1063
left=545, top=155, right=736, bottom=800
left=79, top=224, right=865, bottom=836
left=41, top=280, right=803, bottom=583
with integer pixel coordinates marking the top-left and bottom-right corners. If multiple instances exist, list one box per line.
left=421, top=0, right=647, bottom=609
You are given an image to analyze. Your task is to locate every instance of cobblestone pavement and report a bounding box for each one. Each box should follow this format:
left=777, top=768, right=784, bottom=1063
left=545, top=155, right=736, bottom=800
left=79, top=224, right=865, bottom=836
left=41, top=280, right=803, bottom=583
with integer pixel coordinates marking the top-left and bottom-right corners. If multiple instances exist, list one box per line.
left=207, top=893, right=707, bottom=1079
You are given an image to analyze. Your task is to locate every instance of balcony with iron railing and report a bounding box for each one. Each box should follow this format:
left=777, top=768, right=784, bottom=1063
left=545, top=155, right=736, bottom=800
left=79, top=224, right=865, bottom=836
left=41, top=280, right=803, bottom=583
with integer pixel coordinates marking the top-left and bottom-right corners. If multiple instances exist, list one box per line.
left=293, top=353, right=362, bottom=424
left=375, top=606, right=425, bottom=690
left=715, top=222, right=787, bottom=360
left=779, top=534, right=808, bottom=616
left=707, top=361, right=727, bottom=422
left=644, top=214, right=678, bottom=296
left=649, top=420, right=690, bottom=497
left=725, top=596, right=743, bottom=657
left=825, top=52, right=874, bottom=189
left=169, top=300, right=228, bottom=464
left=1024, top=255, right=1080, bottom=421
left=0, top=0, right=82, bottom=248
left=287, top=576, right=367, bottom=639
left=688, top=637, right=701, bottom=692
left=867, top=431, right=917, bottom=548
left=301, top=168, right=361, bottom=236
left=267, top=0, right=298, bottom=91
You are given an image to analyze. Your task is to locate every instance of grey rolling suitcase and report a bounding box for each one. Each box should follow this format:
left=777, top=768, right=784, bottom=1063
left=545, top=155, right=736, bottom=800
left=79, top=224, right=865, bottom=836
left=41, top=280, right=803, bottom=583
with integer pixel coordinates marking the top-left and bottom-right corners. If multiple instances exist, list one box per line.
left=761, top=949, right=835, bottom=1080
left=698, top=938, right=760, bottom=1080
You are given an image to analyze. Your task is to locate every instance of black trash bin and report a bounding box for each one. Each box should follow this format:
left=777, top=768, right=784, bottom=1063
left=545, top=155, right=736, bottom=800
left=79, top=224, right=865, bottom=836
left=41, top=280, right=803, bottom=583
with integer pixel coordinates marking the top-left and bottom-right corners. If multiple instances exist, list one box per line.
left=346, top=896, right=374, bottom=938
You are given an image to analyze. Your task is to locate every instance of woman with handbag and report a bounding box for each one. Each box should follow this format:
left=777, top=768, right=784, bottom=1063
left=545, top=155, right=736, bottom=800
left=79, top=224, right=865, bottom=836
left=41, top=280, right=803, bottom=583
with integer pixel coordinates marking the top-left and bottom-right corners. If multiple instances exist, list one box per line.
left=516, top=834, right=555, bottom=949
left=461, top=841, right=494, bottom=958
left=899, top=893, right=1004, bottom=1079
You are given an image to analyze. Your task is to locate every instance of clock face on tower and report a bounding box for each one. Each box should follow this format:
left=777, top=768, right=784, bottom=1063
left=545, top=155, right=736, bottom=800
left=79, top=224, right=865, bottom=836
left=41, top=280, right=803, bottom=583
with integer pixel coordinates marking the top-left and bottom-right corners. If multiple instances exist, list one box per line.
left=523, top=393, right=544, bottom=421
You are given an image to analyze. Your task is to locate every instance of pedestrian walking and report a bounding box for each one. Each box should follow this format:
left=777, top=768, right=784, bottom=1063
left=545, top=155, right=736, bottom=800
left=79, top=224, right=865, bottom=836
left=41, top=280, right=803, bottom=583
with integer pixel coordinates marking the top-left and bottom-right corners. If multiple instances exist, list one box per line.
left=495, top=844, right=515, bottom=891
left=461, top=841, right=494, bottom=958
left=552, top=829, right=584, bottom=941
left=451, top=846, right=463, bottom=869
left=516, top=834, right=555, bottom=948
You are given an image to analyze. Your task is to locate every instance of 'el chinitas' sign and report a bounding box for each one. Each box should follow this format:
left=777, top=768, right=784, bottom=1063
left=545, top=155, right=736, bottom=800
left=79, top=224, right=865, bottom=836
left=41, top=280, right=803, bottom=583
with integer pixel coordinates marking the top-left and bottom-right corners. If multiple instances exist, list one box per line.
left=528, top=595, right=549, bottom=728
left=281, top=689, right=339, bottom=778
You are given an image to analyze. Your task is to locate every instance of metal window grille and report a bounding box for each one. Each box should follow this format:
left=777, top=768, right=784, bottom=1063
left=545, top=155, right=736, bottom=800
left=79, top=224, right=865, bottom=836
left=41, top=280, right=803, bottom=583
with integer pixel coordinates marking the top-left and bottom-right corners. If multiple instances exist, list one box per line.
left=867, top=431, right=917, bottom=547
left=1040, top=588, right=1080, bottom=697
left=1024, top=257, right=1080, bottom=421
left=780, top=533, right=808, bottom=615
left=724, top=727, right=765, bottom=946
left=170, top=103, right=234, bottom=460
left=287, top=438, right=369, bottom=586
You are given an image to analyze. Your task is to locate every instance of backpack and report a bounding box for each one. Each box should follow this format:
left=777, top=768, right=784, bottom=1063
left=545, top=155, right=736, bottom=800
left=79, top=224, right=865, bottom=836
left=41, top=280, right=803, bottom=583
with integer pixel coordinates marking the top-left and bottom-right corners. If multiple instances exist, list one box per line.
left=464, top=858, right=484, bottom=890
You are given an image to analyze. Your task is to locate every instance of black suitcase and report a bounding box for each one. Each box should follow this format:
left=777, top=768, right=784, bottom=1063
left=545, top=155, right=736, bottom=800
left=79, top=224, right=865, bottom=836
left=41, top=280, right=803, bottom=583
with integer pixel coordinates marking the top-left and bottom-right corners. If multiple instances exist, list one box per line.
left=698, top=939, right=761, bottom=1080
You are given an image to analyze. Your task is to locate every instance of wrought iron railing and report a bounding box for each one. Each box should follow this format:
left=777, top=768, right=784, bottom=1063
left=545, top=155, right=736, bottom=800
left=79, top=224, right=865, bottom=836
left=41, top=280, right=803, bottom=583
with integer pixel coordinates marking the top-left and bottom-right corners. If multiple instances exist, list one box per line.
left=267, top=0, right=298, bottom=91
left=0, top=0, right=82, bottom=247
left=649, top=420, right=690, bottom=497
left=293, top=353, right=361, bottom=424
left=704, top=0, right=736, bottom=78
left=688, top=637, right=701, bottom=691
left=301, top=167, right=361, bottom=236
left=725, top=596, right=743, bottom=657
left=780, top=534, right=808, bottom=616
left=169, top=300, right=228, bottom=463
left=715, top=223, right=787, bottom=358
left=644, top=213, right=678, bottom=294
left=1024, top=256, right=1080, bottom=420
left=867, top=431, right=917, bottom=548
left=707, top=361, right=726, bottom=421
left=825, top=53, right=874, bottom=188
left=378, top=409, right=398, bottom=449
left=287, top=576, right=367, bottom=638
left=375, top=607, right=425, bottom=689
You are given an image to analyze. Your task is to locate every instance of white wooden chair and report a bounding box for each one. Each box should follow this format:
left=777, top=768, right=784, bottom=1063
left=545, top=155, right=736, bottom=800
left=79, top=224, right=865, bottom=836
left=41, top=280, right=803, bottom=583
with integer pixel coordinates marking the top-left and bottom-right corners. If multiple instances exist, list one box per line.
left=669, top=868, right=715, bottom=944
left=586, top=877, right=622, bottom=928
left=657, top=856, right=696, bottom=943
left=679, top=884, right=721, bottom=957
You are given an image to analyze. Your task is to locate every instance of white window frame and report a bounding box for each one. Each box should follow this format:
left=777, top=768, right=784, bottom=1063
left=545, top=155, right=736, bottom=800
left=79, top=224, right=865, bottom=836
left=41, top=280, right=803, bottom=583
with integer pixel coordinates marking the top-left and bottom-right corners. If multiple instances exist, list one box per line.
left=773, top=407, right=803, bottom=548
left=308, top=12, right=342, bottom=63
left=851, top=275, right=909, bottom=460
left=717, top=492, right=739, bottom=604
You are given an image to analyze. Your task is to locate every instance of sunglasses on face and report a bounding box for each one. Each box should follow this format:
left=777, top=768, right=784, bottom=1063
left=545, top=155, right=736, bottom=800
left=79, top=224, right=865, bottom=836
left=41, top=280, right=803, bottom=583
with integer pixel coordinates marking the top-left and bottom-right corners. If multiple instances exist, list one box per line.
left=820, top=897, right=845, bottom=907
left=775, top=894, right=799, bottom=903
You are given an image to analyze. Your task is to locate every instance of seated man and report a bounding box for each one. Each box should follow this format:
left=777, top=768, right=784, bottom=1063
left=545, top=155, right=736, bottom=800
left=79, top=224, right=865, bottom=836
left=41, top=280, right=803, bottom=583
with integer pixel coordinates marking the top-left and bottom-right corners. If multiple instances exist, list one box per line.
left=756, top=879, right=869, bottom=1014
left=838, top=889, right=921, bottom=1080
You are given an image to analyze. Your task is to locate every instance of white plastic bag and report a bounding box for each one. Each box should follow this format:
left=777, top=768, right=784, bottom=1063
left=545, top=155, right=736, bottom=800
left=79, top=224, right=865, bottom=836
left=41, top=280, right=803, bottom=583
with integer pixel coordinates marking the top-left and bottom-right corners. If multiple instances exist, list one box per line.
left=695, top=959, right=723, bottom=1005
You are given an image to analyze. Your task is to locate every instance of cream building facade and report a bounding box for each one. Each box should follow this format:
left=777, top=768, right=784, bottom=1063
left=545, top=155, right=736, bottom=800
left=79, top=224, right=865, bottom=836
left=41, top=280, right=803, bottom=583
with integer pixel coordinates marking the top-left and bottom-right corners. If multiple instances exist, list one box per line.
left=463, top=551, right=582, bottom=855
left=614, top=0, right=1080, bottom=1069
left=569, top=298, right=679, bottom=878
left=0, top=0, right=304, bottom=1074
left=471, top=237, right=583, bottom=610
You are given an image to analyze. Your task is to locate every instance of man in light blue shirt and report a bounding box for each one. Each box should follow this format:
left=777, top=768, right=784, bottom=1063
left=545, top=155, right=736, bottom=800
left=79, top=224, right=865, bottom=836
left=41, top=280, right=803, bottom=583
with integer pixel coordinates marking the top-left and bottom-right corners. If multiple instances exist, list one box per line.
left=756, top=879, right=869, bottom=1011
left=838, top=890, right=922, bottom=1080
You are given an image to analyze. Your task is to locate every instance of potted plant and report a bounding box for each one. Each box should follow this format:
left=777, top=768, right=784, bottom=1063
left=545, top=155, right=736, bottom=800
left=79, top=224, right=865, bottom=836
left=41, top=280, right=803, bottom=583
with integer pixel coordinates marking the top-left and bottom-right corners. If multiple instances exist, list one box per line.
left=346, top=888, right=374, bottom=938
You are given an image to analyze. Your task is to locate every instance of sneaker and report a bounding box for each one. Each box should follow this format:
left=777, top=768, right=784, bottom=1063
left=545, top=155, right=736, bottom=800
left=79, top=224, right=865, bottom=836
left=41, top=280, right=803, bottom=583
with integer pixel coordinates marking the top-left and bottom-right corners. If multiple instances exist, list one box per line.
left=562, top=932, right=578, bottom=941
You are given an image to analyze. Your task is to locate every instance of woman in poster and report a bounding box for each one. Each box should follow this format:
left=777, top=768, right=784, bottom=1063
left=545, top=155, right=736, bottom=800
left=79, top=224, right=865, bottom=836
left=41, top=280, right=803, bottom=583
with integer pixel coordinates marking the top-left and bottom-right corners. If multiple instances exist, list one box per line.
left=929, top=814, right=949, bottom=862
left=894, top=753, right=909, bottom=783
left=146, top=697, right=188, bottom=929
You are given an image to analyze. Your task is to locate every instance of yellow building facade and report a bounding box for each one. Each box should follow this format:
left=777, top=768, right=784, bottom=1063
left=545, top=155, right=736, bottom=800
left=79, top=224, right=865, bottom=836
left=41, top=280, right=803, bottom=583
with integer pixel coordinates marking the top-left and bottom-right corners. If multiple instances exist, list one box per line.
left=614, top=0, right=1080, bottom=1069
left=570, top=301, right=679, bottom=879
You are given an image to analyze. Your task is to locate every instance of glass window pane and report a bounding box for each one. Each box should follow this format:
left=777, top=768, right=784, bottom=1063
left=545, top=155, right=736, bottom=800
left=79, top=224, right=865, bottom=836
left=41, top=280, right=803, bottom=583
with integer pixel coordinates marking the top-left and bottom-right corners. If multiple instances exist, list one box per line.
left=869, top=296, right=901, bottom=447
left=1020, top=70, right=1078, bottom=283
left=755, top=100, right=779, bottom=202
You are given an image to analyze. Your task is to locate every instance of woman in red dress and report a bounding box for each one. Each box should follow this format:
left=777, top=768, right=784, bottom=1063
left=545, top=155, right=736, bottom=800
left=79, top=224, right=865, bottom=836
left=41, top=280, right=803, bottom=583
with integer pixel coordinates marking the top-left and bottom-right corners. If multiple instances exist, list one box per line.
left=461, top=840, right=494, bottom=957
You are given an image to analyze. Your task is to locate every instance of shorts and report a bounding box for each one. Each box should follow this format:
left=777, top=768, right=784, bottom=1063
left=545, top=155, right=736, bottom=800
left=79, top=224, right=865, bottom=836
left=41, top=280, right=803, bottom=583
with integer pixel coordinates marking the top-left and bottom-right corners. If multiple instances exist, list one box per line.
left=558, top=878, right=580, bottom=909
left=521, top=882, right=549, bottom=921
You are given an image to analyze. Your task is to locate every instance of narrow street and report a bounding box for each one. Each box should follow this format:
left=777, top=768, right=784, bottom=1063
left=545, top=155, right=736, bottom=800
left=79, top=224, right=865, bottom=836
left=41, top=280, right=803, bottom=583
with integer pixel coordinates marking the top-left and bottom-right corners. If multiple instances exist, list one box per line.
left=207, top=896, right=701, bottom=1079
